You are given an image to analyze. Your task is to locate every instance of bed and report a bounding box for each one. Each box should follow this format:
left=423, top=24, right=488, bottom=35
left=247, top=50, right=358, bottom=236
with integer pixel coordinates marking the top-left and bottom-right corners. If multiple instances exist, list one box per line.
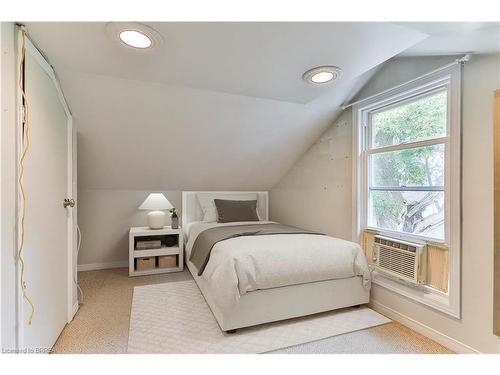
left=182, top=191, right=371, bottom=332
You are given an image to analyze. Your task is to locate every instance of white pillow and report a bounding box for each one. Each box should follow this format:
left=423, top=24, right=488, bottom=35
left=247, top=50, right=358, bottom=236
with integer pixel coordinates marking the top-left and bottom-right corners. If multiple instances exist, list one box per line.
left=196, top=193, right=260, bottom=223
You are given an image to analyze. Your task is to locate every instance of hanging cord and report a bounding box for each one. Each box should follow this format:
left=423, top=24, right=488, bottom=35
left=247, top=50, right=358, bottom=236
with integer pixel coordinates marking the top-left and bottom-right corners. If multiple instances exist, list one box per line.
left=17, top=26, right=36, bottom=325
left=75, top=225, right=84, bottom=304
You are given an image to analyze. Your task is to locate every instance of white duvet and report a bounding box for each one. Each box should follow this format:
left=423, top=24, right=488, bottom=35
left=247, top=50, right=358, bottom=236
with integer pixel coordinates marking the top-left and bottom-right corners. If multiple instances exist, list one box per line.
left=185, top=221, right=371, bottom=309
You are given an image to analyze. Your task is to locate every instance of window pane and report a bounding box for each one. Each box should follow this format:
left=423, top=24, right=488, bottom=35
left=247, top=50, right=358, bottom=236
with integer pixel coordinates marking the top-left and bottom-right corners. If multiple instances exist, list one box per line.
left=371, top=144, right=445, bottom=187
left=371, top=90, right=447, bottom=148
left=369, top=190, right=444, bottom=240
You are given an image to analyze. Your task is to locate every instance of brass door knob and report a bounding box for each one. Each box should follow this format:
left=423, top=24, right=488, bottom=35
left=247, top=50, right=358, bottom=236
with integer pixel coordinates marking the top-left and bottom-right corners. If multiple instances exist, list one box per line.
left=63, top=198, right=75, bottom=208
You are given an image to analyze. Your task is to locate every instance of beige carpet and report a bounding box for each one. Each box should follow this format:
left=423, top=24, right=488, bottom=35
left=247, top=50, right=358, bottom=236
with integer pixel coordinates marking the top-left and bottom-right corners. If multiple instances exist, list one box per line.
left=127, top=280, right=390, bottom=354
left=52, top=268, right=453, bottom=354
left=52, top=268, right=192, bottom=353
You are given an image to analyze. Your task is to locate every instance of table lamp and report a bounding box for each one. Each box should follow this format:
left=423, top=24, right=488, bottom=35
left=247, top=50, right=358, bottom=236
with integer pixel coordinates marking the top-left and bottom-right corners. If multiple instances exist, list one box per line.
left=139, top=193, right=173, bottom=229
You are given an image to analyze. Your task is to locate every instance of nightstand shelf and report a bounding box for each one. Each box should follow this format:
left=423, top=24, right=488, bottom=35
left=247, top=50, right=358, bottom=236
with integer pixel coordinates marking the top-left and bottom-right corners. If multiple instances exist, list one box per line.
left=133, top=247, right=180, bottom=258
left=129, top=226, right=184, bottom=277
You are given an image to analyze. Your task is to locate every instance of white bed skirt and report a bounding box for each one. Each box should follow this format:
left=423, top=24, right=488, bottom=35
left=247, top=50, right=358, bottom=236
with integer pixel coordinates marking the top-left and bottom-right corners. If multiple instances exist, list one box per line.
left=186, top=258, right=370, bottom=331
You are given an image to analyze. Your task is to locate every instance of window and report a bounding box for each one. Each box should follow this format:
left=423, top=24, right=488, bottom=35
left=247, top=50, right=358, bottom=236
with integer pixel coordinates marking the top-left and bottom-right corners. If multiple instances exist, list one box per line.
left=353, top=63, right=462, bottom=318
left=367, top=90, right=447, bottom=241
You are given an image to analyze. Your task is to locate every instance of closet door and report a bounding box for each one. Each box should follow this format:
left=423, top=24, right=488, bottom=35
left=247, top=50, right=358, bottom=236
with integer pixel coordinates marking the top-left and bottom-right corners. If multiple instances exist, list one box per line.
left=20, top=46, right=69, bottom=350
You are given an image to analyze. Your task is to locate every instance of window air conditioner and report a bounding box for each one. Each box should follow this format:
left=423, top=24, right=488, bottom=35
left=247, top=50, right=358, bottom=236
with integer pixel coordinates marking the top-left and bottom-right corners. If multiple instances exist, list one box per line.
left=372, top=235, right=427, bottom=286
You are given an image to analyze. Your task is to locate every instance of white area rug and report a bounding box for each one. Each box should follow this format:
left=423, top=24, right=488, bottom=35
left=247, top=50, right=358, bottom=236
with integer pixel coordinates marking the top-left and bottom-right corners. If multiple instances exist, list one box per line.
left=127, top=280, right=390, bottom=354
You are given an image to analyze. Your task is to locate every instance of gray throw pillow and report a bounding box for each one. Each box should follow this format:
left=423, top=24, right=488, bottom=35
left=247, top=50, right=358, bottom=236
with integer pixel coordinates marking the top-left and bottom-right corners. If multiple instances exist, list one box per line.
left=213, top=199, right=259, bottom=223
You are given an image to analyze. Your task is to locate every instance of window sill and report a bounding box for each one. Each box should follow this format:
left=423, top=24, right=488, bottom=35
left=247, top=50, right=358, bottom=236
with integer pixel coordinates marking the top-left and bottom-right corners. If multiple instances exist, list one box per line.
left=371, top=270, right=460, bottom=319
left=366, top=226, right=445, bottom=245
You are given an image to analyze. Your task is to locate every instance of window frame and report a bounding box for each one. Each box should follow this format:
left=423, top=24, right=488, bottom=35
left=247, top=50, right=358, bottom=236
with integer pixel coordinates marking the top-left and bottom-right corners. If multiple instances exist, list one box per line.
left=352, top=64, right=462, bottom=318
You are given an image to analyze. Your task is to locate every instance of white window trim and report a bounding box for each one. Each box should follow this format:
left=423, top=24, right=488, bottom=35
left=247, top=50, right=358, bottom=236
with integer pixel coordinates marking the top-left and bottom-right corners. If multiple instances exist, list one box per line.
left=352, top=63, right=462, bottom=319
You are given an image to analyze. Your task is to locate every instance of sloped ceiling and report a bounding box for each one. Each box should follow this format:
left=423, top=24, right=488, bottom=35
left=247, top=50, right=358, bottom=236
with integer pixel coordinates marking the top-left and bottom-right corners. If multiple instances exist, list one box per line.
left=24, top=22, right=430, bottom=190
left=26, top=22, right=427, bottom=104
left=397, top=22, right=500, bottom=56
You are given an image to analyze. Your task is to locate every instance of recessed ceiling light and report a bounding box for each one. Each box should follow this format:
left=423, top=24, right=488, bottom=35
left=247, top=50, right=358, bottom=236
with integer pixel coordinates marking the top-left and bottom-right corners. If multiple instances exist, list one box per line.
left=303, top=66, right=343, bottom=85
left=119, top=30, right=152, bottom=49
left=311, top=71, right=334, bottom=83
left=106, top=22, right=163, bottom=51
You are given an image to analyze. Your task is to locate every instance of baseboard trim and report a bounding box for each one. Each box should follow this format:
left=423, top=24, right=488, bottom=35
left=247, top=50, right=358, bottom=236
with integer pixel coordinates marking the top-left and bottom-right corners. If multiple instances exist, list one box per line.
left=77, top=261, right=128, bottom=272
left=369, top=300, right=480, bottom=354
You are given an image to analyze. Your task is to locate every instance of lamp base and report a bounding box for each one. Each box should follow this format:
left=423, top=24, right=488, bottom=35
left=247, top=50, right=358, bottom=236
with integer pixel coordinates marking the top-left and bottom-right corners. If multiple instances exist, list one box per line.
left=147, top=211, right=166, bottom=229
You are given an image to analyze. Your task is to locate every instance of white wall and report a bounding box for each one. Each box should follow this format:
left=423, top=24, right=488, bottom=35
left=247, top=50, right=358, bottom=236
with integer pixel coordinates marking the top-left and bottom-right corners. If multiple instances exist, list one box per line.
left=270, top=109, right=353, bottom=239
left=1, top=22, right=19, bottom=351
left=64, top=70, right=362, bottom=193
left=77, top=189, right=181, bottom=268
left=270, top=54, right=500, bottom=353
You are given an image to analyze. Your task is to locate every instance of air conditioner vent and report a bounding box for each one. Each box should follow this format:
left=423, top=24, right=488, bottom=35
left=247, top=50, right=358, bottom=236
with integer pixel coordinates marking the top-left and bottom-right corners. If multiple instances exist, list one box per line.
left=378, top=246, right=416, bottom=279
left=372, top=235, right=426, bottom=285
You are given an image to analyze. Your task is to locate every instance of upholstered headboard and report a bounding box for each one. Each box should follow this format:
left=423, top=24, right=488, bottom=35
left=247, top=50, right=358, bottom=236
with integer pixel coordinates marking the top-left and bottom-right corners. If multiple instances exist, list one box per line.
left=181, top=191, right=269, bottom=229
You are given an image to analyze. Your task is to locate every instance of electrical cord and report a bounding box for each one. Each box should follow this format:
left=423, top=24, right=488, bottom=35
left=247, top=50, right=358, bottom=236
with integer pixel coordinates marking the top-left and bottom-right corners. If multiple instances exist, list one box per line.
left=17, top=25, right=36, bottom=325
left=75, top=225, right=84, bottom=304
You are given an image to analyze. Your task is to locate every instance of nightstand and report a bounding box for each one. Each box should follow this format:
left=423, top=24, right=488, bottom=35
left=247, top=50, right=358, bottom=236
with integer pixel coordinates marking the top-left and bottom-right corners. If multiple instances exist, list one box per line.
left=129, top=226, right=184, bottom=277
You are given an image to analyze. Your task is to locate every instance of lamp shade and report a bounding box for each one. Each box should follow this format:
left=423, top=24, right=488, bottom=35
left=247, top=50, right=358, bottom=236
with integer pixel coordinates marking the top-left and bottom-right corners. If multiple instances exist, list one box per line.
left=138, top=193, right=173, bottom=210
